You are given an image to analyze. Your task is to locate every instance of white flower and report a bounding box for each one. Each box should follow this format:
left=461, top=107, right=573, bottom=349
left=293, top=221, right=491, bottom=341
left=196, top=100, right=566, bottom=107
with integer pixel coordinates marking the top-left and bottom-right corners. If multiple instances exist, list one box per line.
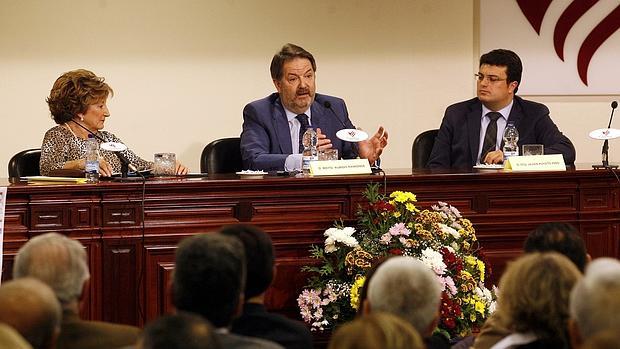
left=439, top=223, right=460, bottom=239
left=451, top=242, right=460, bottom=251
left=323, top=227, right=358, bottom=253
left=420, top=248, right=447, bottom=275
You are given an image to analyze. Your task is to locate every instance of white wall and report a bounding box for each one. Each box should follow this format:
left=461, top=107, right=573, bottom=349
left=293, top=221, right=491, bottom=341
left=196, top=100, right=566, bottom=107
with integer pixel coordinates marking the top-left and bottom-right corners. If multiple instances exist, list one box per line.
left=0, top=0, right=612, bottom=174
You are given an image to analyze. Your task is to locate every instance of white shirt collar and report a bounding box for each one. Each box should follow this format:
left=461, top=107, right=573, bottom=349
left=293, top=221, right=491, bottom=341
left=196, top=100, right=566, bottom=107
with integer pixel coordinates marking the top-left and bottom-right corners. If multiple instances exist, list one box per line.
left=284, top=106, right=312, bottom=123
left=481, top=100, right=513, bottom=122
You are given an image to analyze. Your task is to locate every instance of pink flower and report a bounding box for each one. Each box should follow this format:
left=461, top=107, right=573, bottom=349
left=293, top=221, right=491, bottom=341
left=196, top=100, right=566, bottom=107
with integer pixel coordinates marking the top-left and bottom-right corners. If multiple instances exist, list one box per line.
left=389, top=223, right=412, bottom=236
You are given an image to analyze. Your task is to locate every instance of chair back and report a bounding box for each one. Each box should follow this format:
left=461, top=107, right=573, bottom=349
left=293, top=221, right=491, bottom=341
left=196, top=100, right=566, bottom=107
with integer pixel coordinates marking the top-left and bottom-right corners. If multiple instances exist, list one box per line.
left=8, top=148, right=42, bottom=177
left=200, top=137, right=243, bottom=174
left=411, top=129, right=438, bottom=170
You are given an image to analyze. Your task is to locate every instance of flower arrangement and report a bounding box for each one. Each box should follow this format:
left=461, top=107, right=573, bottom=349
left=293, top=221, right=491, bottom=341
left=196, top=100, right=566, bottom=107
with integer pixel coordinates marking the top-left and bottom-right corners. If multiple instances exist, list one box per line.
left=297, top=183, right=497, bottom=339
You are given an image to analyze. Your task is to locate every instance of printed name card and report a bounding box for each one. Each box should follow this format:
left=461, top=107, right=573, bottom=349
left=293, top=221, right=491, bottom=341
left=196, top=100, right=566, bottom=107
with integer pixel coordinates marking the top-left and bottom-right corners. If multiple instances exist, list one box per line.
left=504, top=154, right=566, bottom=171
left=310, top=159, right=372, bottom=176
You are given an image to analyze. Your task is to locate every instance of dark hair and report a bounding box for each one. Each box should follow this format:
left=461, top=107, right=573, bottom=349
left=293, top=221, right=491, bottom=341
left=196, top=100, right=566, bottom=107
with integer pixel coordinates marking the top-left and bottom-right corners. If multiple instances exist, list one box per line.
left=172, top=233, right=246, bottom=327
left=46, top=69, right=113, bottom=124
left=219, top=224, right=274, bottom=299
left=141, top=312, right=219, bottom=349
left=479, top=49, right=522, bottom=94
left=270, top=43, right=316, bottom=80
left=524, top=222, right=587, bottom=272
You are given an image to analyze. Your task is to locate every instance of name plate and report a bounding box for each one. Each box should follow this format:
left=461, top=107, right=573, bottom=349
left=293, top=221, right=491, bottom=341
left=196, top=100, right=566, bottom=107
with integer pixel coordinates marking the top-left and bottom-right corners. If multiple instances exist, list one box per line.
left=310, top=159, right=372, bottom=176
left=504, top=154, right=566, bottom=171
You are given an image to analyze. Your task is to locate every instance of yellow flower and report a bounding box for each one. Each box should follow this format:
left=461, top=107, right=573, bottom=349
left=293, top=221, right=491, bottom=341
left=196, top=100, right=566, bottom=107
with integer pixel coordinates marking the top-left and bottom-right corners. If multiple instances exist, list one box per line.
left=465, top=256, right=477, bottom=266
left=475, top=301, right=486, bottom=315
left=350, top=276, right=366, bottom=310
left=405, top=202, right=416, bottom=212
left=393, top=211, right=401, bottom=218
left=470, top=313, right=477, bottom=322
left=477, top=260, right=486, bottom=283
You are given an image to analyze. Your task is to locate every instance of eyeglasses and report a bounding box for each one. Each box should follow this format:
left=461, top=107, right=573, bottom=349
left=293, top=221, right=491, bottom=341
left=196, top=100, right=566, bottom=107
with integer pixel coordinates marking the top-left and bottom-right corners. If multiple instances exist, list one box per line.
left=475, top=73, right=507, bottom=83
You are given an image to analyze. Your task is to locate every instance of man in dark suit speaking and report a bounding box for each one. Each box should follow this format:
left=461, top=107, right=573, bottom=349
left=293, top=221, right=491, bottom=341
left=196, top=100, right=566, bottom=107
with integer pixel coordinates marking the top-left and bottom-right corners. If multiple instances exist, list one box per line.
left=241, top=43, right=388, bottom=171
left=428, top=49, right=575, bottom=169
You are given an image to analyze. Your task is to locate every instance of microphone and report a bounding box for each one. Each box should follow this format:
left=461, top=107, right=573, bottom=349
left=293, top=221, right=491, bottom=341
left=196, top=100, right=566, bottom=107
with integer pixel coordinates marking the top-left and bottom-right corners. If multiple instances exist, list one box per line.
left=321, top=99, right=349, bottom=129
left=69, top=120, right=139, bottom=175
left=594, top=101, right=618, bottom=169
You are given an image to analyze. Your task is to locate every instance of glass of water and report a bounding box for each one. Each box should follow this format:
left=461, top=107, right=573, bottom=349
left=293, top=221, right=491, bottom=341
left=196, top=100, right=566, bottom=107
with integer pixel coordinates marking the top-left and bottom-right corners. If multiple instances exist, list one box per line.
left=153, top=153, right=176, bottom=176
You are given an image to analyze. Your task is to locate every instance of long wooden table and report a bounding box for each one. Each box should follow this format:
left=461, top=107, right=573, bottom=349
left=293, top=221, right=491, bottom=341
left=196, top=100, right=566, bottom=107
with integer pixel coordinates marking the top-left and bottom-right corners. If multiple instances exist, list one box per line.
left=2, top=167, right=619, bottom=326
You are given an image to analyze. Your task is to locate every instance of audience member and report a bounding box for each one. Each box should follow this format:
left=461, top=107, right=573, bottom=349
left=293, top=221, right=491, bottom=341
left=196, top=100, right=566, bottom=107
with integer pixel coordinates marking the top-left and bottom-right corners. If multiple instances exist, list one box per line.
left=138, top=312, right=219, bottom=349
left=328, top=312, right=424, bottom=349
left=365, top=256, right=449, bottom=349
left=489, top=252, right=580, bottom=349
left=569, top=258, right=620, bottom=349
left=0, top=277, right=61, bottom=349
left=220, top=224, right=312, bottom=349
left=172, top=233, right=283, bottom=349
left=473, top=222, right=588, bottom=349
left=581, top=330, right=620, bottom=349
left=0, top=323, right=32, bottom=349
left=13, top=232, right=140, bottom=349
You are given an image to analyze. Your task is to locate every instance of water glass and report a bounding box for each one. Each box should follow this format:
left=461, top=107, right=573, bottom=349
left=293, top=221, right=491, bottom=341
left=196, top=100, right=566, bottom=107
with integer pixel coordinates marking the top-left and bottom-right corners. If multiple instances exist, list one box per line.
left=153, top=153, right=176, bottom=176
left=522, top=144, right=544, bottom=156
left=319, top=149, right=339, bottom=161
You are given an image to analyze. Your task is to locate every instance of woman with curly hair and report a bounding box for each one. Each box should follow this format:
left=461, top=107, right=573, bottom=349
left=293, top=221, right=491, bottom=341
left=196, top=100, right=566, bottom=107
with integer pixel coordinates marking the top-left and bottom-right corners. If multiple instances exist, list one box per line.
left=41, top=69, right=188, bottom=176
left=490, top=252, right=581, bottom=349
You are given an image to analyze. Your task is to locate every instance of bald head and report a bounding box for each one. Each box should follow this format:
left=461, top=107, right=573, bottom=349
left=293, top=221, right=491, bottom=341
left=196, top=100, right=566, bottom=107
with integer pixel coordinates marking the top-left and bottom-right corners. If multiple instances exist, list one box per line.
left=13, top=233, right=90, bottom=305
left=0, top=278, right=61, bottom=349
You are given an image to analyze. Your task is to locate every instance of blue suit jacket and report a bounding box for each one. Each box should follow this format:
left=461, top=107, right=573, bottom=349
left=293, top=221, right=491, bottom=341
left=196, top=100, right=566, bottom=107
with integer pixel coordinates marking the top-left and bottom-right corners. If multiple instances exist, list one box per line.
left=240, top=93, right=357, bottom=171
left=427, top=96, right=576, bottom=169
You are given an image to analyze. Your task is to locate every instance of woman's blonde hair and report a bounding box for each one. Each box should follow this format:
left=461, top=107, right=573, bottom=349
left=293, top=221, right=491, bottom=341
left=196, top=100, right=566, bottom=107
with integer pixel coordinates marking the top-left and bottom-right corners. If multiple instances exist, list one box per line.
left=328, top=312, right=424, bottom=349
left=499, top=252, right=581, bottom=346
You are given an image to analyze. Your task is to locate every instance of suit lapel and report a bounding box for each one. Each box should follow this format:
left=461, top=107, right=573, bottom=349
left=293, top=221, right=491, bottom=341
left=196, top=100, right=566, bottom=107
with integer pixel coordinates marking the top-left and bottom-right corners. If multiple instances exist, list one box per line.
left=311, top=100, right=327, bottom=132
left=272, top=97, right=293, bottom=154
left=467, top=100, right=483, bottom=164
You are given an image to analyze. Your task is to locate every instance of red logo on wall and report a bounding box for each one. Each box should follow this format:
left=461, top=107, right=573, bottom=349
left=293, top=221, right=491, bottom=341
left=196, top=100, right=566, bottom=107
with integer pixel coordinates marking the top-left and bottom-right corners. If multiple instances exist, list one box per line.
left=517, top=0, right=620, bottom=86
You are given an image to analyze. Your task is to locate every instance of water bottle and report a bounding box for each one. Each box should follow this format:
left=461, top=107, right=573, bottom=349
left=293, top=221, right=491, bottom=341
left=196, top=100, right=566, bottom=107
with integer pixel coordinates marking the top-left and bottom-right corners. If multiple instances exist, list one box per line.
left=301, top=127, right=318, bottom=175
left=502, top=122, right=519, bottom=161
left=85, top=134, right=100, bottom=183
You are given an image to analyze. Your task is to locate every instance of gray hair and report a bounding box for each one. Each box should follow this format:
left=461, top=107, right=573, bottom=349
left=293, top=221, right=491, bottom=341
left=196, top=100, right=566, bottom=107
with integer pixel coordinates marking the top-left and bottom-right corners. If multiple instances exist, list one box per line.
left=367, top=256, right=441, bottom=334
left=13, top=232, right=90, bottom=305
left=570, top=258, right=620, bottom=340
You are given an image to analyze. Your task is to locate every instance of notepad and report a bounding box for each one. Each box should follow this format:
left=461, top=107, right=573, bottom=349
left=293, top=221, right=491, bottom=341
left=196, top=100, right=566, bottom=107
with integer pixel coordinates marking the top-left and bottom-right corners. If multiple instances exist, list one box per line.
left=23, top=176, right=88, bottom=184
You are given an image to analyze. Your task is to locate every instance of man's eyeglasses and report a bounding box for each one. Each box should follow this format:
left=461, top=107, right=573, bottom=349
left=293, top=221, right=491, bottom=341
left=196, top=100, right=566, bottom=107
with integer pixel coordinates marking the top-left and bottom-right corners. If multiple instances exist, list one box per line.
left=475, top=73, right=507, bottom=83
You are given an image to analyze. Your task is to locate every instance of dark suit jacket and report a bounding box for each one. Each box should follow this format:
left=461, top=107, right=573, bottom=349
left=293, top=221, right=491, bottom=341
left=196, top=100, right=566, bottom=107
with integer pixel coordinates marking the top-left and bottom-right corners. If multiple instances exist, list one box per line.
left=231, top=303, right=313, bottom=349
left=240, top=93, right=357, bottom=171
left=427, top=96, right=576, bottom=169
left=56, top=312, right=140, bottom=349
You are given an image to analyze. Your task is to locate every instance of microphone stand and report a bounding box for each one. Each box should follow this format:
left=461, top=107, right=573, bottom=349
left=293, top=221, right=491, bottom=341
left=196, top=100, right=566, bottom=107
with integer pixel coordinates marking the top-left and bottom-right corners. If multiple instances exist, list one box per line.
left=593, top=101, right=619, bottom=169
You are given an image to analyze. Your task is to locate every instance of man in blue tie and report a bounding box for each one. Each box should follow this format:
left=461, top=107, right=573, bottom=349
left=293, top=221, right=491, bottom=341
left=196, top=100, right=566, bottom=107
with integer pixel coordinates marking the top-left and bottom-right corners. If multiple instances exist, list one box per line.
left=428, top=49, right=575, bottom=169
left=240, top=43, right=388, bottom=171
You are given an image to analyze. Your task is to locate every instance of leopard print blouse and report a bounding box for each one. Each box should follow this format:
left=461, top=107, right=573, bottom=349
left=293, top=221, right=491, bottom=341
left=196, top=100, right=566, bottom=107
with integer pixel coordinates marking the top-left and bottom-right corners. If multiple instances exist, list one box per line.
left=40, top=125, right=153, bottom=176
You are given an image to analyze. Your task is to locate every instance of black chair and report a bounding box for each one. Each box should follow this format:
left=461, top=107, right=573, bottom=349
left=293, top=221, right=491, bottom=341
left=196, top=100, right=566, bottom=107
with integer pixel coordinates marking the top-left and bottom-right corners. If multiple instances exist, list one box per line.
left=8, top=148, right=42, bottom=177
left=200, top=137, right=243, bottom=174
left=411, top=129, right=438, bottom=170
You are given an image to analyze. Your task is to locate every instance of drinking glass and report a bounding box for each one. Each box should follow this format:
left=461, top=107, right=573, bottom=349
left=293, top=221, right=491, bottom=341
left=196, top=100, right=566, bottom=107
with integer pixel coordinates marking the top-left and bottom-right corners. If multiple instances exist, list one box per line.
left=522, top=144, right=544, bottom=156
left=153, top=153, right=176, bottom=176
left=319, top=149, right=339, bottom=161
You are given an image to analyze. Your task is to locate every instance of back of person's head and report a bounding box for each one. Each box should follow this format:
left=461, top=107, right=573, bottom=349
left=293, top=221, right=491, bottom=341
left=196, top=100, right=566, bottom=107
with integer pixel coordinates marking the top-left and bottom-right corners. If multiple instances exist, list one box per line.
left=570, top=258, right=620, bottom=344
left=328, top=312, right=424, bottom=349
left=479, top=49, right=522, bottom=93
left=499, top=252, right=581, bottom=346
left=220, top=224, right=274, bottom=300
left=172, top=233, right=246, bottom=328
left=366, top=256, right=441, bottom=336
left=13, top=232, right=90, bottom=306
left=524, top=222, right=587, bottom=272
left=581, top=329, right=620, bottom=349
left=0, top=278, right=62, bottom=349
left=270, top=43, right=316, bottom=80
left=139, top=312, right=219, bottom=349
